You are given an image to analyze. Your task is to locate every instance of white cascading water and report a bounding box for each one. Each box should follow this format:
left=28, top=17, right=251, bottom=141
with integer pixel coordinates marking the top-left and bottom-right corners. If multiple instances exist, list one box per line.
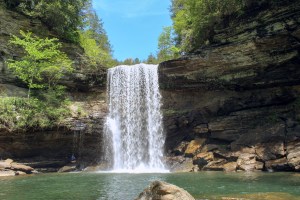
left=103, top=63, right=167, bottom=173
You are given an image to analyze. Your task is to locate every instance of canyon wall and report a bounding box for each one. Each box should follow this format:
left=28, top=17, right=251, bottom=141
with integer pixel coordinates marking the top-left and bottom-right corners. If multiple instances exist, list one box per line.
left=0, top=0, right=107, bottom=171
left=159, top=1, right=300, bottom=172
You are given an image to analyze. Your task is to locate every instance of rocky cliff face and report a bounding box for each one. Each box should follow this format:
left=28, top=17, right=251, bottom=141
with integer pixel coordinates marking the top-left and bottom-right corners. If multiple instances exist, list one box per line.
left=0, top=1, right=107, bottom=171
left=160, top=1, right=300, bottom=172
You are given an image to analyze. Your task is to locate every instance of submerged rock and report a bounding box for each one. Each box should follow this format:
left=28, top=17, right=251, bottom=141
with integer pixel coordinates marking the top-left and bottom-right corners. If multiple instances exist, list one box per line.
left=135, top=181, right=195, bottom=200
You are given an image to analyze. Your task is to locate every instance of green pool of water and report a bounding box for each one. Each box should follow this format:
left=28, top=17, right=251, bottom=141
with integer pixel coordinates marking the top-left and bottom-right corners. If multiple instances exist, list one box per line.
left=0, top=172, right=299, bottom=200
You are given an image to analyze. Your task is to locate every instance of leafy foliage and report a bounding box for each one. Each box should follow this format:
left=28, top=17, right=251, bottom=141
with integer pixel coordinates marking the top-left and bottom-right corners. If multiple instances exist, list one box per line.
left=0, top=95, right=70, bottom=131
left=157, top=26, right=180, bottom=63
left=171, top=0, right=245, bottom=52
left=79, top=30, right=114, bottom=69
left=7, top=31, right=73, bottom=97
left=145, top=54, right=159, bottom=64
left=78, top=0, right=115, bottom=70
left=4, top=0, right=88, bottom=43
left=2, top=31, right=73, bottom=130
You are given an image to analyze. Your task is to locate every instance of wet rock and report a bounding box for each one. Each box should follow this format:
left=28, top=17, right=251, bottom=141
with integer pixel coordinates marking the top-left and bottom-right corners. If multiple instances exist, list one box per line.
left=135, top=181, right=195, bottom=200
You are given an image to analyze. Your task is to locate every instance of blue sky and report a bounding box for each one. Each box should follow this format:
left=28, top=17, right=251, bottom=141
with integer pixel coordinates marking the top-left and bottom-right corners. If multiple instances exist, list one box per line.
left=92, top=0, right=172, bottom=61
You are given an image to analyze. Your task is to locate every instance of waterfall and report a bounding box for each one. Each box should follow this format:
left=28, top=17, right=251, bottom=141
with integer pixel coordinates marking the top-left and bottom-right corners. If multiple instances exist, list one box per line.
left=103, top=63, right=167, bottom=173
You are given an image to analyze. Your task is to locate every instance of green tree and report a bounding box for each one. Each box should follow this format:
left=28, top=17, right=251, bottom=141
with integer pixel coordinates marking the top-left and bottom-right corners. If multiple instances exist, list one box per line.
left=5, top=0, right=88, bottom=42
left=7, top=31, right=73, bottom=98
left=171, top=0, right=245, bottom=52
left=122, top=58, right=134, bottom=65
left=79, top=0, right=115, bottom=69
left=146, top=53, right=158, bottom=64
left=157, top=26, right=180, bottom=63
left=134, top=58, right=141, bottom=64
left=79, top=30, right=113, bottom=69
left=82, top=0, right=112, bottom=53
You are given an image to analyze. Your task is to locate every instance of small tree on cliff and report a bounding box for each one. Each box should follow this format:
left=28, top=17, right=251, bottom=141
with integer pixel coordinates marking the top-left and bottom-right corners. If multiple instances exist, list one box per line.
left=7, top=31, right=73, bottom=98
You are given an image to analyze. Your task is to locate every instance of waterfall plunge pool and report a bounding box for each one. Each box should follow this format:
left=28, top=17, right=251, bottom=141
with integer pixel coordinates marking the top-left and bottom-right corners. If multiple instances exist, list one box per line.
left=0, top=172, right=299, bottom=200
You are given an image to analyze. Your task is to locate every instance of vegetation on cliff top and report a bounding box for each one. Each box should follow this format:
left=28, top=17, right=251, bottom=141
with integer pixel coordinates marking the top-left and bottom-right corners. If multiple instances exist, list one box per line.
left=168, top=0, right=292, bottom=54
left=4, top=0, right=115, bottom=70
left=143, top=0, right=246, bottom=63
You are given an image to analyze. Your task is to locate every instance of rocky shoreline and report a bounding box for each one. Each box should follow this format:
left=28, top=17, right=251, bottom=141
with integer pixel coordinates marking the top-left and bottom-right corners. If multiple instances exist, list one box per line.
left=0, top=158, right=37, bottom=176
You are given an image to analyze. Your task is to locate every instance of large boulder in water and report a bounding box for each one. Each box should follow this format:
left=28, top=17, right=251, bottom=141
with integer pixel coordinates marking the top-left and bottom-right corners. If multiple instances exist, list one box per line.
left=135, top=181, right=195, bottom=200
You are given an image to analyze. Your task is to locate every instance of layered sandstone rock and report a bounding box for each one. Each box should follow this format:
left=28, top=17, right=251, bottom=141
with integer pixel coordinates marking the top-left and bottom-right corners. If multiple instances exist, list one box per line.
left=161, top=1, right=300, bottom=172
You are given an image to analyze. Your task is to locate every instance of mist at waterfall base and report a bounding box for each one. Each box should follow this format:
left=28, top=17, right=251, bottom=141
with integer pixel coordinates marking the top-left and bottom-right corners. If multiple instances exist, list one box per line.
left=103, top=63, right=168, bottom=173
